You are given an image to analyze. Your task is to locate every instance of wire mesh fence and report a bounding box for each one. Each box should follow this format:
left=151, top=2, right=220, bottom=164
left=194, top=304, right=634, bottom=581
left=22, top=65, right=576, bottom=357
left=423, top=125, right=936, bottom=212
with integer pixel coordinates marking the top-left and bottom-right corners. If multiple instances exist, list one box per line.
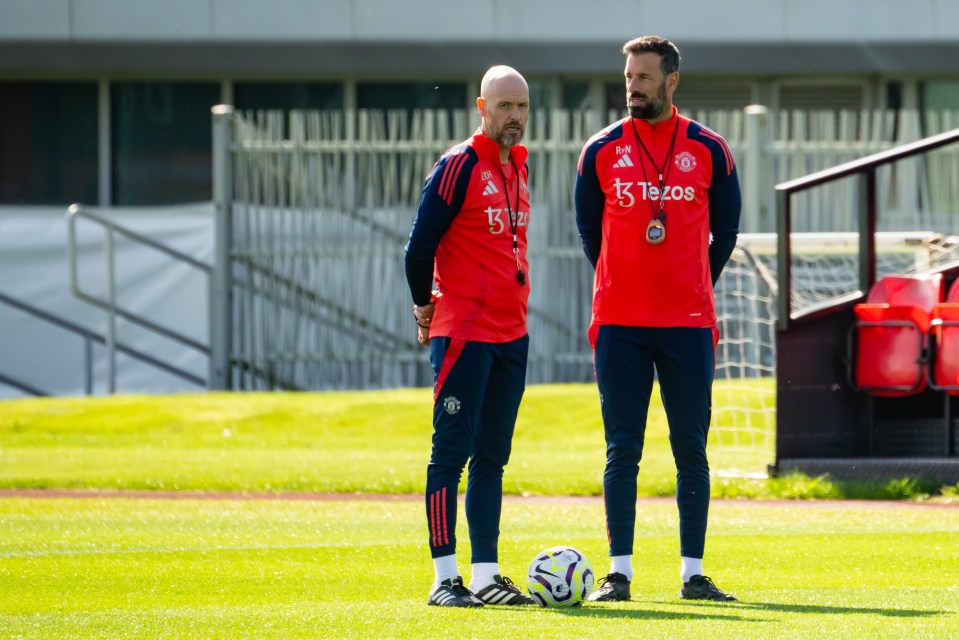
left=216, top=106, right=959, bottom=472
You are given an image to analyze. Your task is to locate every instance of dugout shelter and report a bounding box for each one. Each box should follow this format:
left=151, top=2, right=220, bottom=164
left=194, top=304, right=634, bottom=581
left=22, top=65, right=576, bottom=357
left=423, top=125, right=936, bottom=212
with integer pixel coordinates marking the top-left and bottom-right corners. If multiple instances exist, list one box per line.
left=773, top=128, right=959, bottom=484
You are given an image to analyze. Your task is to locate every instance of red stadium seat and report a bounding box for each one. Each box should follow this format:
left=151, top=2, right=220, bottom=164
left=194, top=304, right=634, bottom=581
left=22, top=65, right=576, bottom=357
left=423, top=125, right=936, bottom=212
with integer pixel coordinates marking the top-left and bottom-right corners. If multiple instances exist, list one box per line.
left=930, top=278, right=959, bottom=393
left=850, top=273, right=943, bottom=396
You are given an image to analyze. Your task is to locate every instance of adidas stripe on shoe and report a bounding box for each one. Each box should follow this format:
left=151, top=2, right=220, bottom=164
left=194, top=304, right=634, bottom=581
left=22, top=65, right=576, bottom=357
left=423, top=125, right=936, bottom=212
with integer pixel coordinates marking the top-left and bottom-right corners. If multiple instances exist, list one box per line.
left=428, top=577, right=484, bottom=607
left=473, top=575, right=535, bottom=605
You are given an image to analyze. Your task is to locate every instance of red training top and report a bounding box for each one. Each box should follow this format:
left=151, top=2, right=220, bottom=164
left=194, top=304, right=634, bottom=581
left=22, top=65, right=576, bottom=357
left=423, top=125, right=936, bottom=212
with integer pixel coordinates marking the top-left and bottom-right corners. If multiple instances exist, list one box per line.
left=574, top=107, right=741, bottom=346
left=405, top=131, right=531, bottom=343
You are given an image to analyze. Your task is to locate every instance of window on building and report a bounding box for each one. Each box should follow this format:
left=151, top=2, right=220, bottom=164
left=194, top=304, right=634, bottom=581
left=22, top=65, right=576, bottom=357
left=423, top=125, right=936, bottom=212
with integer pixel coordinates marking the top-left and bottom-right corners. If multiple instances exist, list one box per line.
left=920, top=80, right=959, bottom=216
left=603, top=78, right=754, bottom=117
left=604, top=82, right=627, bottom=118
left=111, top=82, right=220, bottom=205
left=886, top=82, right=904, bottom=111
left=234, top=82, right=343, bottom=111
left=562, top=82, right=591, bottom=110
left=523, top=81, right=552, bottom=138
left=0, top=82, right=98, bottom=205
left=356, top=82, right=467, bottom=111
left=527, top=81, right=550, bottom=110
left=778, top=83, right=866, bottom=112
left=923, top=80, right=959, bottom=111
left=673, top=79, right=754, bottom=114
left=921, top=80, right=959, bottom=136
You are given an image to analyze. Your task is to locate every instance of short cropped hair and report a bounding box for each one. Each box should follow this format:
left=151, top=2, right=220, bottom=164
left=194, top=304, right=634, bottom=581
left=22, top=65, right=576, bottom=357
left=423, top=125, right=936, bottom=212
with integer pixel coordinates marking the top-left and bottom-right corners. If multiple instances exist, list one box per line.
left=622, top=36, right=681, bottom=75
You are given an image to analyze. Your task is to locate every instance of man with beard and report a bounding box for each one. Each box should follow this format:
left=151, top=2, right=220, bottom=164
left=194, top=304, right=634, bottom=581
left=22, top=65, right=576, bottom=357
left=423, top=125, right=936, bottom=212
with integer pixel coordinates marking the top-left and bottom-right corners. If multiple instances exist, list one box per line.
left=574, top=36, right=741, bottom=602
left=405, top=65, right=534, bottom=607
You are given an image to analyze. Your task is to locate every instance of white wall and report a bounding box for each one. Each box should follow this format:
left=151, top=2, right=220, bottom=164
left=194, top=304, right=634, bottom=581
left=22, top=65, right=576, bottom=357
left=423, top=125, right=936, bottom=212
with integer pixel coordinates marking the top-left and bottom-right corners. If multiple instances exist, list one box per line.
left=0, top=204, right=214, bottom=398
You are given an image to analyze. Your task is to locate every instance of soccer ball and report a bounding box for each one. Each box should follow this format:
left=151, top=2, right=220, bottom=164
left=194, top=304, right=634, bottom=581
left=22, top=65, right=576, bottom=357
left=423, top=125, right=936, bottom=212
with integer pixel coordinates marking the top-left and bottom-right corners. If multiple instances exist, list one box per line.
left=526, top=546, right=594, bottom=607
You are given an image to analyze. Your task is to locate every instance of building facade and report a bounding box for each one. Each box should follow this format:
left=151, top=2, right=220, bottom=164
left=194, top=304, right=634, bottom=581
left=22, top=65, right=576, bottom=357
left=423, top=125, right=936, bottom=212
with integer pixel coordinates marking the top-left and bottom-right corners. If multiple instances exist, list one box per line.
left=2, top=0, right=959, bottom=207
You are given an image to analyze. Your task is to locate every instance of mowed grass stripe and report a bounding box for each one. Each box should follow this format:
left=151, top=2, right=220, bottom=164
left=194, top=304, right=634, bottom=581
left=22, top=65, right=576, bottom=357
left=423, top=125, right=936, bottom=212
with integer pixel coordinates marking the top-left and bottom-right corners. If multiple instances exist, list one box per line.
left=3, top=383, right=957, bottom=499
left=0, top=383, right=771, bottom=496
left=0, top=497, right=956, bottom=639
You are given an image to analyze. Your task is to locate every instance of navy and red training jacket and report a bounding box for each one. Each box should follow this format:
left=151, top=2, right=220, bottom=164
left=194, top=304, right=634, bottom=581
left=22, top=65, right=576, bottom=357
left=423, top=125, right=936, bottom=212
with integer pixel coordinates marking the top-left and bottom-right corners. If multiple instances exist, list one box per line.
left=405, top=131, right=531, bottom=343
left=574, top=107, right=741, bottom=345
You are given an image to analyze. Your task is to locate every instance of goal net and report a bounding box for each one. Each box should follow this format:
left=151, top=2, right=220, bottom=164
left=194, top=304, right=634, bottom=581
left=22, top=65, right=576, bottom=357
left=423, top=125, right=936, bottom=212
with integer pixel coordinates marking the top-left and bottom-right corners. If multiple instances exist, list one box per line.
left=711, top=231, right=959, bottom=478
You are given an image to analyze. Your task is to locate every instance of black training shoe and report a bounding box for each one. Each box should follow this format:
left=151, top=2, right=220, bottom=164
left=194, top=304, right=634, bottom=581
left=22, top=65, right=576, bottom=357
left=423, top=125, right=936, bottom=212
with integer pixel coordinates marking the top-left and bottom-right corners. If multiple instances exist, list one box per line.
left=680, top=575, right=738, bottom=602
left=587, top=572, right=631, bottom=602
left=473, top=575, right=535, bottom=605
left=428, top=577, right=484, bottom=607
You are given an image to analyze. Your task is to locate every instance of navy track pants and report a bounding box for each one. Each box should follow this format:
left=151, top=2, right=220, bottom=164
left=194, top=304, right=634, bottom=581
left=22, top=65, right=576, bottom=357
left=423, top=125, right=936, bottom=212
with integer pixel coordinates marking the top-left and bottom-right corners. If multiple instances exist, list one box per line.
left=594, top=325, right=714, bottom=559
left=425, top=334, right=528, bottom=562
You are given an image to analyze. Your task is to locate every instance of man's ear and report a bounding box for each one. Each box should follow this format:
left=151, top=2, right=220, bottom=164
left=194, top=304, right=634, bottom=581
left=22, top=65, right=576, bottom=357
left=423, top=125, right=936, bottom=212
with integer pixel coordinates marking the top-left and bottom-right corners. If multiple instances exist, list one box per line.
left=476, top=96, right=485, bottom=115
left=668, top=72, right=680, bottom=94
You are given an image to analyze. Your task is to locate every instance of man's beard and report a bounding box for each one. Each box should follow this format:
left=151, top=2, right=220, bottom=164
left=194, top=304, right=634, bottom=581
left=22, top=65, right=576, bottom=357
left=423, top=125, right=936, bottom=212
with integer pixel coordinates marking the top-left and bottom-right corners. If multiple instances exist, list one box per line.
left=628, top=81, right=667, bottom=120
left=492, top=122, right=524, bottom=147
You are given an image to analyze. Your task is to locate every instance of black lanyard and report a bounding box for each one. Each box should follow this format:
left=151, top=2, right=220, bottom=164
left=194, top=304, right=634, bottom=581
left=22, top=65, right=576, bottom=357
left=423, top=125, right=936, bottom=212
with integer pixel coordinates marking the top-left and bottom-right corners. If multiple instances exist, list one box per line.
left=629, top=117, right=679, bottom=218
left=497, top=156, right=526, bottom=285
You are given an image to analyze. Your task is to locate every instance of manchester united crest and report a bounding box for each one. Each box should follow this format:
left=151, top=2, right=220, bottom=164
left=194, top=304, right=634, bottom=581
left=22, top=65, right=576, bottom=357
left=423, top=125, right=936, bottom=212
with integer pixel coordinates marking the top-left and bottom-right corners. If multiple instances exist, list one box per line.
left=443, top=396, right=461, bottom=415
left=675, top=151, right=696, bottom=173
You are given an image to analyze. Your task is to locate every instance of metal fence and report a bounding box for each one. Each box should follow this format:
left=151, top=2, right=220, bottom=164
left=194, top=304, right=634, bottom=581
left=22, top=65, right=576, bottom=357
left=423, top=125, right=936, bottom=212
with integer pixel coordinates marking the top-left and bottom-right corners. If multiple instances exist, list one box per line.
left=210, top=106, right=959, bottom=391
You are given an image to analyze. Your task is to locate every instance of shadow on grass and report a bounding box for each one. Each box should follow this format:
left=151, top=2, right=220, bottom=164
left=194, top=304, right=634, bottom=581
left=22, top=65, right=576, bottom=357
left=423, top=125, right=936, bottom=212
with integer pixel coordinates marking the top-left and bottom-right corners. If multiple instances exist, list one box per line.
left=497, top=604, right=755, bottom=622
left=674, top=600, right=945, bottom=618
left=483, top=599, right=945, bottom=622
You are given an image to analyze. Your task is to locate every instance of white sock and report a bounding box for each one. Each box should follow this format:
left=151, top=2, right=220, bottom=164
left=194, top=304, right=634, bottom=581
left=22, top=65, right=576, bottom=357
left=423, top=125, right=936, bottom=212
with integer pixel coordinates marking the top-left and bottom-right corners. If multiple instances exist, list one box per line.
left=469, top=562, right=500, bottom=591
left=681, top=556, right=703, bottom=583
left=433, top=554, right=459, bottom=589
left=610, top=555, right=633, bottom=581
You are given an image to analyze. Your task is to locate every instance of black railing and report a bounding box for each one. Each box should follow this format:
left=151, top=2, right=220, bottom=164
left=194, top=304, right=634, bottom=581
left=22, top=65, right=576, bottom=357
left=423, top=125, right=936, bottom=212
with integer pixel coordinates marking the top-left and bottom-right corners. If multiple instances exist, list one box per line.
left=0, top=289, right=205, bottom=396
left=775, top=127, right=959, bottom=330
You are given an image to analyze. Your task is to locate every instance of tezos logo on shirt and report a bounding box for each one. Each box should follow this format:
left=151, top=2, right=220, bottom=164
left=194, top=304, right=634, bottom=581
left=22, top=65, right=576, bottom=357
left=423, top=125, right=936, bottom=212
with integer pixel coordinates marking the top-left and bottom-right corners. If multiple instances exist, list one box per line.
left=613, top=178, right=695, bottom=207
left=486, top=206, right=529, bottom=234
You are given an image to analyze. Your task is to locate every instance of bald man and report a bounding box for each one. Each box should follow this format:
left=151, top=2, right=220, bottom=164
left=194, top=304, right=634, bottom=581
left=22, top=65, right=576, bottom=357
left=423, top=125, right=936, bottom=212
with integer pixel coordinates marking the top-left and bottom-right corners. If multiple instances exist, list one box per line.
left=405, top=65, right=534, bottom=607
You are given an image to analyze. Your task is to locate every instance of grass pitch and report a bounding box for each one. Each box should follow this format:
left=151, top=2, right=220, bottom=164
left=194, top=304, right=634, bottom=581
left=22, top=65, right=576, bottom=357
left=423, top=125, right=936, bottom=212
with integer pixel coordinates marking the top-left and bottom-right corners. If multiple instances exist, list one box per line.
left=0, top=385, right=957, bottom=638
left=0, top=497, right=956, bottom=639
